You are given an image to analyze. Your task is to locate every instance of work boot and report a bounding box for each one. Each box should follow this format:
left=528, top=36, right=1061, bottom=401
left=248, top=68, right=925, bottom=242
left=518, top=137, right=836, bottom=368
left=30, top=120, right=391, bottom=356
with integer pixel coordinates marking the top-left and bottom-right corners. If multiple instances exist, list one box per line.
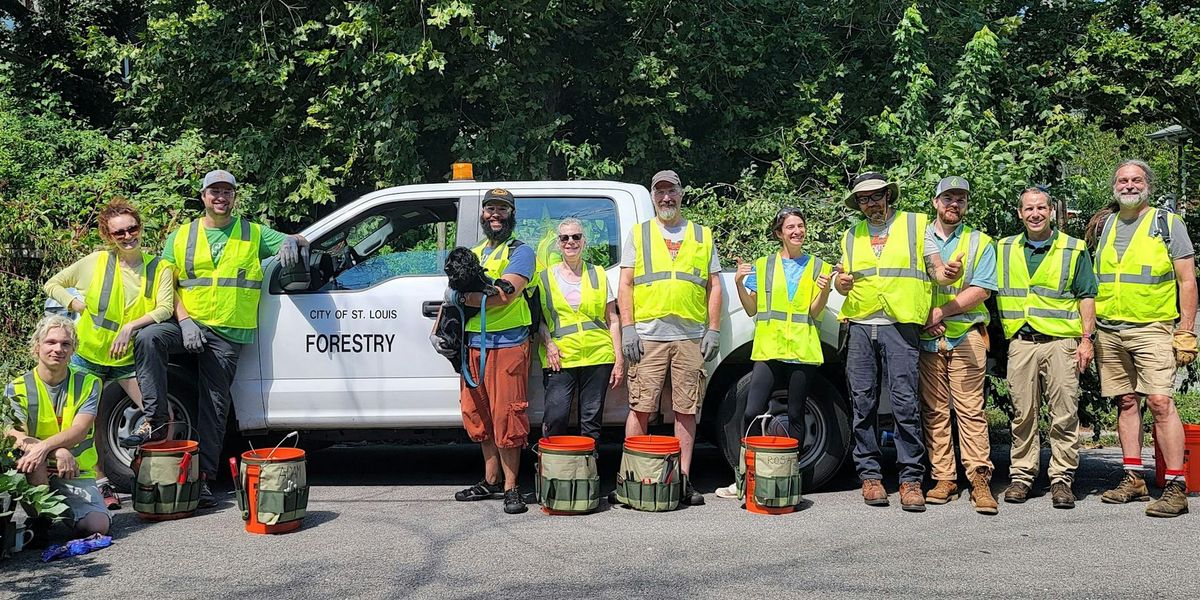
left=899, top=481, right=926, bottom=512
left=1146, top=481, right=1190, bottom=518
left=682, top=478, right=705, bottom=506
left=1003, top=481, right=1031, bottom=504
left=502, top=487, right=528, bottom=515
left=1101, top=471, right=1151, bottom=504
left=925, top=480, right=959, bottom=505
left=969, top=468, right=998, bottom=515
left=862, top=479, right=888, bottom=506
left=1050, top=481, right=1076, bottom=509
left=197, top=477, right=217, bottom=509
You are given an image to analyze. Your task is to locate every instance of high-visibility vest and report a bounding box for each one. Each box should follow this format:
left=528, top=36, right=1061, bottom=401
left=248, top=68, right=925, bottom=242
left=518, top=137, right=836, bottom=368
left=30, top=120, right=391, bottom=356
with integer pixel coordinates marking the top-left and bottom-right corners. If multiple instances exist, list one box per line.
left=750, top=254, right=829, bottom=364
left=1095, top=209, right=1179, bottom=323
left=538, top=263, right=615, bottom=368
left=630, top=220, right=713, bottom=324
left=11, top=367, right=100, bottom=479
left=838, top=211, right=932, bottom=324
left=467, top=239, right=536, bottom=333
left=173, top=218, right=263, bottom=329
left=77, top=251, right=163, bottom=367
left=995, top=232, right=1085, bottom=339
left=920, top=227, right=992, bottom=341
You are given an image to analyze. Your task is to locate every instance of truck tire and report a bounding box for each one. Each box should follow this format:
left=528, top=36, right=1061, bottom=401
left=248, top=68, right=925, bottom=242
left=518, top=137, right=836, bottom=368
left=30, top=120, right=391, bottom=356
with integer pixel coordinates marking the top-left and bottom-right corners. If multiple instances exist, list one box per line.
left=715, top=370, right=852, bottom=491
left=95, top=369, right=199, bottom=493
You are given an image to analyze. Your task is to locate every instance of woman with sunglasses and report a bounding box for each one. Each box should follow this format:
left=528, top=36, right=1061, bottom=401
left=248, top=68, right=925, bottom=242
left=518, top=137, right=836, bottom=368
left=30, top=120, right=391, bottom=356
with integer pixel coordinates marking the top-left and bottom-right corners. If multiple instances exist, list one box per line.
left=537, top=218, right=623, bottom=441
left=44, top=198, right=174, bottom=509
left=716, top=208, right=834, bottom=499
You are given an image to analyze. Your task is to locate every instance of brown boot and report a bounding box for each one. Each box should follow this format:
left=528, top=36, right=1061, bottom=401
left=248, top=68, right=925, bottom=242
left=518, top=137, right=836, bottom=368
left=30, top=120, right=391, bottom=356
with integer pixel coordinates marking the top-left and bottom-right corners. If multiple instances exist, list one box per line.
left=1146, top=481, right=1190, bottom=518
left=1003, top=481, right=1031, bottom=503
left=862, top=479, right=888, bottom=506
left=899, top=481, right=926, bottom=512
left=1050, top=481, right=1075, bottom=509
left=1100, top=471, right=1150, bottom=504
left=925, top=480, right=959, bottom=504
left=969, top=467, right=998, bottom=515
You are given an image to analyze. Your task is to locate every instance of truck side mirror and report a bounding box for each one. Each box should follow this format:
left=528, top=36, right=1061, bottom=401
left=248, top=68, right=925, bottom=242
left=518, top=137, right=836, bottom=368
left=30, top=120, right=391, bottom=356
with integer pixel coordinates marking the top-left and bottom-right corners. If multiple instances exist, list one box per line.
left=280, top=251, right=335, bottom=292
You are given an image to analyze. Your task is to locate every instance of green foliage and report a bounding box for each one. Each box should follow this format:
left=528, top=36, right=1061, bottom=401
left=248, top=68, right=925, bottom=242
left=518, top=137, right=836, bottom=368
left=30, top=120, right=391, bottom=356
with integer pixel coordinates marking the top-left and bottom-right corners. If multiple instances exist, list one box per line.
left=0, top=393, right=70, bottom=520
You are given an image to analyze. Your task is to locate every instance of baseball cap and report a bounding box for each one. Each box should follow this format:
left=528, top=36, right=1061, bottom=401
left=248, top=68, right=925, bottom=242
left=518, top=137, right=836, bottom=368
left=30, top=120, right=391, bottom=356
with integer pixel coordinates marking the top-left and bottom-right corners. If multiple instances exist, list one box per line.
left=650, top=170, right=682, bottom=189
left=482, top=188, right=515, bottom=209
left=201, top=169, right=237, bottom=191
left=934, top=176, right=970, bottom=197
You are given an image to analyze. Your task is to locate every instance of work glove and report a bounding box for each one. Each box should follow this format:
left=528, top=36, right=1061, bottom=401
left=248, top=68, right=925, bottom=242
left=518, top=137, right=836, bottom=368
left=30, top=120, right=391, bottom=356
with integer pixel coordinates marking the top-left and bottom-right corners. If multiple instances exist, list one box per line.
left=621, top=325, right=643, bottom=364
left=278, top=236, right=308, bottom=268
left=429, top=334, right=456, bottom=358
left=700, top=329, right=720, bottom=362
left=1173, top=329, right=1197, bottom=367
left=179, top=318, right=207, bottom=353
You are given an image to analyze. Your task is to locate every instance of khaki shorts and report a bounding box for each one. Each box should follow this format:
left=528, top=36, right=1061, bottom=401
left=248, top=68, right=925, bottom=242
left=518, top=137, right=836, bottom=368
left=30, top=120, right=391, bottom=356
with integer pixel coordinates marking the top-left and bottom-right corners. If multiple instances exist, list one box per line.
left=1095, top=321, right=1176, bottom=397
left=627, top=339, right=706, bottom=415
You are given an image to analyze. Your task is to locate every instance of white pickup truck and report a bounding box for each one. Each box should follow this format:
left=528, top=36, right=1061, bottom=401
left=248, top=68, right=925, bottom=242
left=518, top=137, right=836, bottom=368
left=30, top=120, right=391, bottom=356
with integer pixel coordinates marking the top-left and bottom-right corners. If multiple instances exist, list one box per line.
left=97, top=178, right=862, bottom=491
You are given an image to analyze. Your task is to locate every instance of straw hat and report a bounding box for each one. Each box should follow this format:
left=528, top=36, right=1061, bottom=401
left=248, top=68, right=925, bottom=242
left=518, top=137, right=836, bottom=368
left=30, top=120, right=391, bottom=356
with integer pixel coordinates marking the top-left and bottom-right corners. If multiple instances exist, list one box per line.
left=844, top=172, right=899, bottom=210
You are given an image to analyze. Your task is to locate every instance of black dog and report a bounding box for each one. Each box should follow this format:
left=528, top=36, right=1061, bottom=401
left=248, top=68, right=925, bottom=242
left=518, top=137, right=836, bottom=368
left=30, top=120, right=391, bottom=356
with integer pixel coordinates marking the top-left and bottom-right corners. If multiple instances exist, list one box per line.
left=433, top=247, right=516, bottom=373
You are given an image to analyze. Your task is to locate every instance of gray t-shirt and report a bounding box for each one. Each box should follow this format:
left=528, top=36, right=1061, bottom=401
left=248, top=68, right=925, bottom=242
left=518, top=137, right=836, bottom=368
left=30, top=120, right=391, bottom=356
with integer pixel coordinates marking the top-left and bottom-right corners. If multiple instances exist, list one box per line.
left=620, top=219, right=722, bottom=341
left=7, top=373, right=99, bottom=433
left=1098, top=210, right=1195, bottom=331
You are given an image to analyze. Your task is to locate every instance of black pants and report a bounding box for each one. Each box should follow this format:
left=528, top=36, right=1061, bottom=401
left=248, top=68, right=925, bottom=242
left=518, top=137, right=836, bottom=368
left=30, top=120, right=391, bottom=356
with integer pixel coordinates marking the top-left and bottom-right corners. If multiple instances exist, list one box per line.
left=743, top=361, right=815, bottom=446
left=541, top=363, right=614, bottom=440
left=134, top=320, right=241, bottom=478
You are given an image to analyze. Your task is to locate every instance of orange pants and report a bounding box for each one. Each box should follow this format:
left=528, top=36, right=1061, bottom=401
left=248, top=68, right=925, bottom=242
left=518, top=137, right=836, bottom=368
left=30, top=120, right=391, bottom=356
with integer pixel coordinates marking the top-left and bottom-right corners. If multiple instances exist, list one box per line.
left=459, top=342, right=530, bottom=449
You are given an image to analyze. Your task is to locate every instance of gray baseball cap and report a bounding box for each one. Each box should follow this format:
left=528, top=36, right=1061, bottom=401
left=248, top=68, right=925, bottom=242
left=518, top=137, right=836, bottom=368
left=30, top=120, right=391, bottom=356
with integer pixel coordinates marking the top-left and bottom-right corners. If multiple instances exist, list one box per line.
left=201, top=169, right=237, bottom=191
left=651, top=170, right=681, bottom=189
left=934, top=176, right=969, bottom=197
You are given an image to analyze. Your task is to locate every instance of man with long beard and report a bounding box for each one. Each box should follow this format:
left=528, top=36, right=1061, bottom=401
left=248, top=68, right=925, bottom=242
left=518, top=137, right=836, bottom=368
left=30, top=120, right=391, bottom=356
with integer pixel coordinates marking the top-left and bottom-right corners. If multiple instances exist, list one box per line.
left=1095, top=159, right=1197, bottom=517
left=452, top=188, right=539, bottom=515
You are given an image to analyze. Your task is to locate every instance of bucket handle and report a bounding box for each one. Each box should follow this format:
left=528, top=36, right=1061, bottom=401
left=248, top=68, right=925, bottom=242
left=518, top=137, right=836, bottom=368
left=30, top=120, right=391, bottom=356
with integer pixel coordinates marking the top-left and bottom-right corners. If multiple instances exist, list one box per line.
left=745, top=413, right=779, bottom=440
left=146, top=419, right=198, bottom=441
left=265, top=431, right=300, bottom=459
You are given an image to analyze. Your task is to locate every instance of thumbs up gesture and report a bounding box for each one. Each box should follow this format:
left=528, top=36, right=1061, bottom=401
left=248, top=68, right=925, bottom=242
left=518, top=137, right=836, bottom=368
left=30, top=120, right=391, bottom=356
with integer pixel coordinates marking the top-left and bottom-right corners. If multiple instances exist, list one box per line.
left=942, top=252, right=965, bottom=282
left=815, top=270, right=832, bottom=291
left=734, top=256, right=753, bottom=284
left=834, top=262, right=855, bottom=293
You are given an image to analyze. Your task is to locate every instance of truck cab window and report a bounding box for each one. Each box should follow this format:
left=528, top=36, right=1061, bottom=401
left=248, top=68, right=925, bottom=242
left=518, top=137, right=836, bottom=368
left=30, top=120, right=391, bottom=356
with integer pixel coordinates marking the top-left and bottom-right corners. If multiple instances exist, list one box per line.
left=512, top=196, right=619, bottom=268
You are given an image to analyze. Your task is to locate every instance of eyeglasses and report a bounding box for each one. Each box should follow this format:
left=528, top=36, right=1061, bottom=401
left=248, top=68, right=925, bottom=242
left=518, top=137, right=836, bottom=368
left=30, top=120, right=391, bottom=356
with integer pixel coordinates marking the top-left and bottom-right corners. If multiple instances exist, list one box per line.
left=856, top=191, right=888, bottom=205
left=109, top=224, right=141, bottom=238
left=205, top=189, right=235, bottom=198
left=652, top=187, right=682, bottom=199
left=558, top=233, right=584, bottom=242
left=482, top=205, right=512, bottom=215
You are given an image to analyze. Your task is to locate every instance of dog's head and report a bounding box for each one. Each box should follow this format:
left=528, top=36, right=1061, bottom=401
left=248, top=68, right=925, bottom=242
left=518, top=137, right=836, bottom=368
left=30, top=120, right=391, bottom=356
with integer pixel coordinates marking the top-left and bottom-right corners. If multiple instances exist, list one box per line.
left=445, top=247, right=492, bottom=293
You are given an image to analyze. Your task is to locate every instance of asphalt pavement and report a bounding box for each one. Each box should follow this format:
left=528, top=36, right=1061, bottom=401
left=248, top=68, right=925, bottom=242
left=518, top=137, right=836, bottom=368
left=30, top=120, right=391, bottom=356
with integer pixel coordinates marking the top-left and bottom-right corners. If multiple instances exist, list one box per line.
left=2, top=443, right=1197, bottom=599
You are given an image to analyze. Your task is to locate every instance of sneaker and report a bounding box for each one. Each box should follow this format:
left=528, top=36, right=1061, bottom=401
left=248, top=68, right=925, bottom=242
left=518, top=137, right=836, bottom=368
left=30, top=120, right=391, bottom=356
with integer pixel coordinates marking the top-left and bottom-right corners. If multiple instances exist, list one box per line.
left=1146, top=481, right=1190, bottom=518
left=862, top=479, right=889, bottom=506
left=1050, top=481, right=1076, bottom=509
left=899, top=481, right=926, bottom=512
left=1003, top=481, right=1031, bottom=504
left=714, top=482, right=739, bottom=499
left=502, top=487, right=528, bottom=514
left=1100, top=471, right=1150, bottom=504
left=119, top=421, right=165, bottom=448
left=98, top=480, right=121, bottom=510
left=454, top=480, right=503, bottom=502
left=925, top=480, right=959, bottom=505
left=969, top=468, right=998, bottom=515
left=197, top=478, right=217, bottom=509
left=682, top=479, right=705, bottom=506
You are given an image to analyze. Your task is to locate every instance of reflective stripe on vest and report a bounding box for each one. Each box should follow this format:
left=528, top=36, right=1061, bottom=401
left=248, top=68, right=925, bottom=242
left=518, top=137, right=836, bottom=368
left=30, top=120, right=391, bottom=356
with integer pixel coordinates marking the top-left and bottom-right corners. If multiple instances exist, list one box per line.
left=630, top=220, right=713, bottom=324
left=466, top=240, right=534, bottom=333
left=538, top=264, right=615, bottom=369
left=922, top=227, right=992, bottom=340
left=174, top=218, right=264, bottom=329
left=78, top=251, right=161, bottom=367
left=837, top=211, right=932, bottom=324
left=995, top=233, right=1084, bottom=339
left=751, top=253, right=827, bottom=363
left=14, top=367, right=99, bottom=479
left=1094, top=209, right=1179, bottom=323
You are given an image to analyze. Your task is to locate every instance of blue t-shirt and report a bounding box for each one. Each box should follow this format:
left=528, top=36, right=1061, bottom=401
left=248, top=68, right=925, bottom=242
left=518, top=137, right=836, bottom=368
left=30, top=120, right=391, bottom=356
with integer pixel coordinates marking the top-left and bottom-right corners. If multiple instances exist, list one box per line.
left=467, top=242, right=537, bottom=349
left=921, top=225, right=998, bottom=352
left=745, top=255, right=810, bottom=301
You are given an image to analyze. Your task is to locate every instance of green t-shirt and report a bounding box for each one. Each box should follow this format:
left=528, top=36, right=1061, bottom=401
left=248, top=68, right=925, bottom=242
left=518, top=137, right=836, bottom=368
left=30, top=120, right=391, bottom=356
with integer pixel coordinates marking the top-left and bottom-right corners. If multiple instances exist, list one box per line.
left=163, top=219, right=288, bottom=344
left=1017, top=231, right=1097, bottom=336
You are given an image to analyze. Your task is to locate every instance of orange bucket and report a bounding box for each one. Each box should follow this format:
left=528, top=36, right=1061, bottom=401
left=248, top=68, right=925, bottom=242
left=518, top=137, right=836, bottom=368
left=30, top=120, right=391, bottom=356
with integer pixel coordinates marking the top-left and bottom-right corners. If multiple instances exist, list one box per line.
left=239, top=447, right=308, bottom=534
left=1185, top=424, right=1200, bottom=494
left=742, top=435, right=800, bottom=515
left=624, top=435, right=681, bottom=455
left=535, top=436, right=599, bottom=515
left=539, top=435, right=596, bottom=452
left=133, top=439, right=200, bottom=521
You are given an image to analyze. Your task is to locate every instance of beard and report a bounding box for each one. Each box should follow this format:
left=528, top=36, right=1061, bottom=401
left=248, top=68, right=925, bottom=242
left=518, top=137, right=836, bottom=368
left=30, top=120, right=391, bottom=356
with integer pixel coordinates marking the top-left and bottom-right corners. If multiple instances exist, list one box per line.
left=481, top=214, right=516, bottom=242
left=1115, top=188, right=1148, bottom=209
left=656, top=206, right=678, bottom=221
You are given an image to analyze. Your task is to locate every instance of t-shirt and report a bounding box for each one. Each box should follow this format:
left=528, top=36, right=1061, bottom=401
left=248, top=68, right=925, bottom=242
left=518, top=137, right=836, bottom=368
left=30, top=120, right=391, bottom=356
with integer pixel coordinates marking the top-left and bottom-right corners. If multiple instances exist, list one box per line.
left=620, top=219, right=722, bottom=341
left=162, top=220, right=288, bottom=345
left=1017, top=231, right=1098, bottom=336
left=44, top=250, right=175, bottom=325
left=744, top=255, right=811, bottom=301
left=920, top=224, right=998, bottom=352
left=552, top=264, right=615, bottom=310
left=1098, top=210, right=1195, bottom=331
left=7, top=372, right=100, bottom=434
left=466, top=241, right=537, bottom=349
left=842, top=213, right=897, bottom=325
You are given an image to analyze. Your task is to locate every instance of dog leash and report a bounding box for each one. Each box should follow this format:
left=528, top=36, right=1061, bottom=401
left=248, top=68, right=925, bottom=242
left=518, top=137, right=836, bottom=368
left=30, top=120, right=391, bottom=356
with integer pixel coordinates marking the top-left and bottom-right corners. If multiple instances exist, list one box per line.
left=456, top=291, right=488, bottom=389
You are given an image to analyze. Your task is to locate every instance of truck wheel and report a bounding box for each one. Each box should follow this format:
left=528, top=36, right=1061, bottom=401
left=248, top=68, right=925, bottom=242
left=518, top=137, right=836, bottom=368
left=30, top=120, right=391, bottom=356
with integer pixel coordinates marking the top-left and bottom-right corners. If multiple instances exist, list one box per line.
left=95, top=371, right=198, bottom=493
left=716, top=370, right=852, bottom=491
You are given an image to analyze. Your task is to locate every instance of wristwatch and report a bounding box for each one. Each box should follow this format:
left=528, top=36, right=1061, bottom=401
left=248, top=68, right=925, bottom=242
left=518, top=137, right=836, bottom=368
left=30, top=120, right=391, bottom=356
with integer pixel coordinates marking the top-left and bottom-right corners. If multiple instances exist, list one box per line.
left=1082, top=331, right=1097, bottom=343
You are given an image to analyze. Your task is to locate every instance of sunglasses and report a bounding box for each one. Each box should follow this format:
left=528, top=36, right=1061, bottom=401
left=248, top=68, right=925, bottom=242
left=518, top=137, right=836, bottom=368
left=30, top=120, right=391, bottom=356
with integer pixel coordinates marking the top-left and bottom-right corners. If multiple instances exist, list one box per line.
left=110, top=224, right=142, bottom=238
left=558, top=233, right=584, bottom=242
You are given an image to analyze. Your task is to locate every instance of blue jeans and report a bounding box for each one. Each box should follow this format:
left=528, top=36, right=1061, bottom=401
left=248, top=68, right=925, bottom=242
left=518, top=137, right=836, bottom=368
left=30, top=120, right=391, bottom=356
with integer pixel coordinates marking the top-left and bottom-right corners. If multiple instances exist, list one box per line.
left=846, top=322, right=926, bottom=483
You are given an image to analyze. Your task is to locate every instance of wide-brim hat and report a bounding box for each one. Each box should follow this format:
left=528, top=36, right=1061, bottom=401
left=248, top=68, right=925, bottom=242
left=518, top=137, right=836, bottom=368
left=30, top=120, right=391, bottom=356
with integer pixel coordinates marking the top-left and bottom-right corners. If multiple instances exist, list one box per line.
left=844, top=172, right=899, bottom=209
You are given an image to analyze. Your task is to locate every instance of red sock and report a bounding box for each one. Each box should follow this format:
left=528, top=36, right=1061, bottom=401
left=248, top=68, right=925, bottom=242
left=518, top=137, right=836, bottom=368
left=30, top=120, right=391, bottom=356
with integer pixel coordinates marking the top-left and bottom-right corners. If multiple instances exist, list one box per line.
left=1165, top=469, right=1186, bottom=483
left=1123, top=457, right=1143, bottom=471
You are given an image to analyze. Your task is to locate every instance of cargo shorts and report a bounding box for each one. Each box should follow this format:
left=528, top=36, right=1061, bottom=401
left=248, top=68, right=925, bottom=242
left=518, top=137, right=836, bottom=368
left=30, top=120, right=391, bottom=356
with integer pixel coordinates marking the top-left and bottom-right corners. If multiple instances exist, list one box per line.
left=459, top=342, right=531, bottom=449
left=626, top=339, right=706, bottom=415
left=1095, top=321, right=1177, bottom=397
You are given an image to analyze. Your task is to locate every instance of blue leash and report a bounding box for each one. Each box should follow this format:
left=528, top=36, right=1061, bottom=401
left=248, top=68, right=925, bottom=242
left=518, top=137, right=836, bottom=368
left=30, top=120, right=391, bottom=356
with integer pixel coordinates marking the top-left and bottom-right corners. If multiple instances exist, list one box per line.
left=458, top=292, right=488, bottom=389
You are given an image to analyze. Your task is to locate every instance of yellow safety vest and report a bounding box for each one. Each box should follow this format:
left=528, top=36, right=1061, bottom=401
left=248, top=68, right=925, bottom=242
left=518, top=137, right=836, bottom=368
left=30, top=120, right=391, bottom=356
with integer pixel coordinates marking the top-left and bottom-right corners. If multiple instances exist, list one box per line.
left=630, top=220, right=713, bottom=324
left=1095, top=209, right=1179, bottom=324
left=467, top=239, right=536, bottom=333
left=920, top=227, right=992, bottom=341
left=538, top=263, right=615, bottom=368
left=750, top=254, right=829, bottom=364
left=173, top=218, right=263, bottom=329
left=11, top=367, right=100, bottom=479
left=77, top=251, right=163, bottom=367
left=838, top=211, right=932, bottom=324
left=995, top=232, right=1084, bottom=339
